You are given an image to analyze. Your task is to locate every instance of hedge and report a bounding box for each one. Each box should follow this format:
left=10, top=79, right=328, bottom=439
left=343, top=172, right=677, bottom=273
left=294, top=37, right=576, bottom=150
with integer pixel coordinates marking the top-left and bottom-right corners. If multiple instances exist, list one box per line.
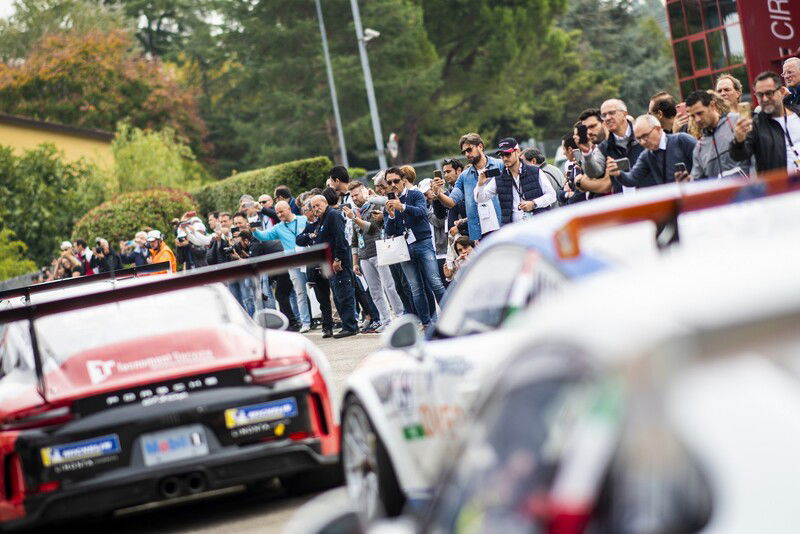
left=192, top=156, right=333, bottom=215
left=71, top=188, right=198, bottom=252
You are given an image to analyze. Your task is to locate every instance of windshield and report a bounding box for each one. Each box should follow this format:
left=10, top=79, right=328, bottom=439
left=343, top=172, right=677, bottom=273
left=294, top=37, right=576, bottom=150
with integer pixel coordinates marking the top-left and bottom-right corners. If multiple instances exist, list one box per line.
left=35, top=285, right=234, bottom=366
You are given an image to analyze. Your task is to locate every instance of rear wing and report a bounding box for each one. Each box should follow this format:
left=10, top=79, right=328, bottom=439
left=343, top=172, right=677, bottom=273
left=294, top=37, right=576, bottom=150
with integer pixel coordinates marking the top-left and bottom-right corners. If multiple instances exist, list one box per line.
left=0, top=245, right=332, bottom=401
left=0, top=261, right=173, bottom=303
left=554, top=170, right=800, bottom=259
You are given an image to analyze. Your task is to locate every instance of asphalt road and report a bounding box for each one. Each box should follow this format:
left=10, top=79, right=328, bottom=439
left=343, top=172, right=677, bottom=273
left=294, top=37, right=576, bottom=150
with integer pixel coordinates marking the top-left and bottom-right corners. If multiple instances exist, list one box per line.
left=77, top=329, right=383, bottom=534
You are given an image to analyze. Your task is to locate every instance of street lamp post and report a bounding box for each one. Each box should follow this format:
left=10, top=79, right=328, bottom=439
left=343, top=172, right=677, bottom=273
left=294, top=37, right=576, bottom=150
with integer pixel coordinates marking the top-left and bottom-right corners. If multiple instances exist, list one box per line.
left=315, top=0, right=349, bottom=168
left=349, top=0, right=388, bottom=170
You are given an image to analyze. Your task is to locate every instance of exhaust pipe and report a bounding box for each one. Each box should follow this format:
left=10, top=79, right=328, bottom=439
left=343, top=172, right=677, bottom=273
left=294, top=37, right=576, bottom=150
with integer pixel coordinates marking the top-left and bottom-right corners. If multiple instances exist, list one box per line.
left=158, top=476, right=184, bottom=499
left=184, top=472, right=207, bottom=494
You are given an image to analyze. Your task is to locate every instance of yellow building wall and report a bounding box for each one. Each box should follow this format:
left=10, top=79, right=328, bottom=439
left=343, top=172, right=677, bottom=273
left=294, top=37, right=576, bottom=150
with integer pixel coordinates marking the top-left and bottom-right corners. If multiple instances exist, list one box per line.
left=0, top=122, right=113, bottom=168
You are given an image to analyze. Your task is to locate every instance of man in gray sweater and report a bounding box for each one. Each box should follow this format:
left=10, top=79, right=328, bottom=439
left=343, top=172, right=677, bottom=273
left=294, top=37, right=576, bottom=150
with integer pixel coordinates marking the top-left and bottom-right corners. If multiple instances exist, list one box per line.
left=681, top=90, right=750, bottom=181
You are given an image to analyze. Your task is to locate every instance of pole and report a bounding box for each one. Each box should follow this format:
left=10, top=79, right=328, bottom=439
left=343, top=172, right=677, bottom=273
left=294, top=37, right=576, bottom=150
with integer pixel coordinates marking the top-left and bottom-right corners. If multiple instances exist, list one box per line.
left=315, top=0, right=349, bottom=167
left=349, top=0, right=387, bottom=169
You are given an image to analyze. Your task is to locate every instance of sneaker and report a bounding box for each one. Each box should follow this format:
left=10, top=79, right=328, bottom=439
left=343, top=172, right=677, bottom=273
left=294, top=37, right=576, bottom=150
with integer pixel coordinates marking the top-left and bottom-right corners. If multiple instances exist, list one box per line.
left=333, top=329, right=358, bottom=339
left=362, top=320, right=381, bottom=334
left=322, top=329, right=333, bottom=339
left=358, top=317, right=371, bottom=330
left=299, top=324, right=311, bottom=334
left=374, top=323, right=387, bottom=333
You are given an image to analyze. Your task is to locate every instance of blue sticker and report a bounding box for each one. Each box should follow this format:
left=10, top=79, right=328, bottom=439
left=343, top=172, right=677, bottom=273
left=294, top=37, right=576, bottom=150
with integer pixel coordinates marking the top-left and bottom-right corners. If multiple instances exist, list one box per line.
left=224, top=397, right=298, bottom=428
left=41, top=434, right=121, bottom=467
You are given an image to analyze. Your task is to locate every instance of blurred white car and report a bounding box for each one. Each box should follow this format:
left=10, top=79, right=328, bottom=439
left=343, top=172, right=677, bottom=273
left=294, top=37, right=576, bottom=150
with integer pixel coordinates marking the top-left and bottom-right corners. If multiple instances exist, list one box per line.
left=339, top=172, right=800, bottom=519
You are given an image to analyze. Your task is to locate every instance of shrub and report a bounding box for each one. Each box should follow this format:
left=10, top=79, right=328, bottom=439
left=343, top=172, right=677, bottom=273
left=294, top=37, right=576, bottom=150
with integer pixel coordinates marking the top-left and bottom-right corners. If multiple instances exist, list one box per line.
left=0, top=227, right=36, bottom=282
left=192, top=156, right=332, bottom=215
left=71, top=188, right=198, bottom=251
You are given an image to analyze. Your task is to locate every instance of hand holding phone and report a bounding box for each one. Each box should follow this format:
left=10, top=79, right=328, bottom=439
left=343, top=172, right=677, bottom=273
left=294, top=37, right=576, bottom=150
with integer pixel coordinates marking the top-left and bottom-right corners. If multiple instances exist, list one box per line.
left=737, top=102, right=752, bottom=121
left=577, top=124, right=589, bottom=146
left=387, top=192, right=397, bottom=200
left=613, top=157, right=631, bottom=172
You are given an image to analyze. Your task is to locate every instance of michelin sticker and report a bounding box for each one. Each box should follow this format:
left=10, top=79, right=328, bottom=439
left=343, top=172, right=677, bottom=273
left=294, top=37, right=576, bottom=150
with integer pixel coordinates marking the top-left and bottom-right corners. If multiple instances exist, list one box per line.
left=224, top=398, right=298, bottom=430
left=41, top=434, right=121, bottom=471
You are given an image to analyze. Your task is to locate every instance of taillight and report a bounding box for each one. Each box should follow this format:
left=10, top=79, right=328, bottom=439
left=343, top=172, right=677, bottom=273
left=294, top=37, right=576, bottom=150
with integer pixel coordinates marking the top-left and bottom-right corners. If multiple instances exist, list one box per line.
left=246, top=356, right=312, bottom=383
left=1, top=406, right=72, bottom=431
left=34, top=480, right=60, bottom=495
left=3, top=453, right=24, bottom=504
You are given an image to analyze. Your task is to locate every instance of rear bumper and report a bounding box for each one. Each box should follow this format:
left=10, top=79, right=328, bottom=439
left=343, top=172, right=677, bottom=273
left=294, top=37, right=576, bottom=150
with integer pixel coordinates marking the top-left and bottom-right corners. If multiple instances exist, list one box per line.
left=4, top=438, right=335, bottom=531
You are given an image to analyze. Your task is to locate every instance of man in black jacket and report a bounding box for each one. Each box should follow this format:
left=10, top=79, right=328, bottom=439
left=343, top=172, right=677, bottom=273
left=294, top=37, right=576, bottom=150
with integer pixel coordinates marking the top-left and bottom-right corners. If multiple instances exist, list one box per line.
left=731, top=70, right=800, bottom=173
left=91, top=238, right=123, bottom=272
left=297, top=202, right=334, bottom=338
left=309, top=195, right=358, bottom=338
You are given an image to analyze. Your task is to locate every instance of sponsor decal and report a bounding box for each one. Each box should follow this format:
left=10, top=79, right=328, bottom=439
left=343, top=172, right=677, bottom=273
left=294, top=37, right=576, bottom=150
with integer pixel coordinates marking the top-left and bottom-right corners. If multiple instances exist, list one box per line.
left=86, top=350, right=215, bottom=385
left=224, top=398, right=298, bottom=429
left=402, top=424, right=426, bottom=441
left=434, top=357, right=473, bottom=376
left=41, top=434, right=121, bottom=468
left=143, top=430, right=204, bottom=456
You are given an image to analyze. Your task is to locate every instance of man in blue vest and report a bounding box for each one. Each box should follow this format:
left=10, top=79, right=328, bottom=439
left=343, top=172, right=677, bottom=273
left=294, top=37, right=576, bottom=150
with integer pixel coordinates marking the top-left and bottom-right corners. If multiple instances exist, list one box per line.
left=474, top=138, right=556, bottom=228
left=433, top=132, right=503, bottom=240
left=384, top=167, right=446, bottom=328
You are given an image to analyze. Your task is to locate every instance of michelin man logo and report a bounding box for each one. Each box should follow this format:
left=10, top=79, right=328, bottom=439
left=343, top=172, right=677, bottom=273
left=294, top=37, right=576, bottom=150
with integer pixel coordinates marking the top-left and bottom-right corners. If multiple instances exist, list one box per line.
left=87, top=360, right=116, bottom=384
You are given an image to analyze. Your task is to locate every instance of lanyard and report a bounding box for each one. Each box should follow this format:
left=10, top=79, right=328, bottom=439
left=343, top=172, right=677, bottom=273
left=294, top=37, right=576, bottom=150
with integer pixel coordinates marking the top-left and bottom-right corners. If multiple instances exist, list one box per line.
left=291, top=219, right=299, bottom=237
left=709, top=115, right=736, bottom=179
left=509, top=165, right=527, bottom=201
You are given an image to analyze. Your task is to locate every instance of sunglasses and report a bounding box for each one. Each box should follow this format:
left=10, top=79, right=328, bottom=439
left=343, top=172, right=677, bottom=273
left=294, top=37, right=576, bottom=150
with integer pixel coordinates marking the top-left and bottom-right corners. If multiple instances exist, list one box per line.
left=259, top=200, right=270, bottom=204
left=387, top=179, right=403, bottom=185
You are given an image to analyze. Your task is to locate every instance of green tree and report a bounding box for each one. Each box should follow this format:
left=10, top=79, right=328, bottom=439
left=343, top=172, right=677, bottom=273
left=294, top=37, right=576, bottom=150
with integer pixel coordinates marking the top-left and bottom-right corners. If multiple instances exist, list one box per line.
left=0, top=225, right=36, bottom=281
left=111, top=122, right=212, bottom=193
left=0, top=144, right=105, bottom=266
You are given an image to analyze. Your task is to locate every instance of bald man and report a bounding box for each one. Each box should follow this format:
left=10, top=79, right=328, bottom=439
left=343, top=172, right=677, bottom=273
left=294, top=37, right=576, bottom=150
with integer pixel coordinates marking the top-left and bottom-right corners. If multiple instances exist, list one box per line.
left=607, top=114, right=697, bottom=188
left=782, top=57, right=800, bottom=108
left=308, top=195, right=358, bottom=337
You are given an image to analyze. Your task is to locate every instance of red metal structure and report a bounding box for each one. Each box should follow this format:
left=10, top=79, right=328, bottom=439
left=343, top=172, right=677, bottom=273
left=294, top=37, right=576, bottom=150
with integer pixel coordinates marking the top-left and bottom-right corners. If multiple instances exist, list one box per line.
left=666, top=0, right=800, bottom=99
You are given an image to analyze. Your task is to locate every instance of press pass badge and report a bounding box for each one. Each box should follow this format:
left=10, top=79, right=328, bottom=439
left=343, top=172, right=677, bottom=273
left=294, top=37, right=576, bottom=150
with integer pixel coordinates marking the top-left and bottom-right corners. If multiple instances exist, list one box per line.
left=405, top=230, right=417, bottom=244
left=477, top=202, right=494, bottom=220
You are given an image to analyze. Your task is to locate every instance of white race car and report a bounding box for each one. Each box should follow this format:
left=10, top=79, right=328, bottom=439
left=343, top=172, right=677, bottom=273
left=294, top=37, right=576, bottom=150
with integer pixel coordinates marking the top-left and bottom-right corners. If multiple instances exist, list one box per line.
left=340, top=171, right=800, bottom=519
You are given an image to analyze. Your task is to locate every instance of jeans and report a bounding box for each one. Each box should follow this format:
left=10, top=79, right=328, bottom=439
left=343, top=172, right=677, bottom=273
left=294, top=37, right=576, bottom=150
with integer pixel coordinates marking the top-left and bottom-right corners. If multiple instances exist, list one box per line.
left=288, top=267, right=311, bottom=326
left=360, top=257, right=405, bottom=325
left=330, top=267, right=358, bottom=332
left=308, top=266, right=333, bottom=330
left=399, top=240, right=446, bottom=325
left=261, top=274, right=277, bottom=309
left=390, top=262, right=414, bottom=315
left=230, top=279, right=255, bottom=316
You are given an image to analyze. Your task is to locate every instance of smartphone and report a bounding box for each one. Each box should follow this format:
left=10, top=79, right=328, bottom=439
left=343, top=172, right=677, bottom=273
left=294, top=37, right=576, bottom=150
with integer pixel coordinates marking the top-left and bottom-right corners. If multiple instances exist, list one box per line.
left=674, top=162, right=687, bottom=173
left=387, top=192, right=397, bottom=200
left=613, top=157, right=631, bottom=172
left=484, top=168, right=501, bottom=178
left=737, top=102, right=752, bottom=120
left=676, top=102, right=687, bottom=115
left=434, top=170, right=442, bottom=179
left=577, top=124, right=589, bottom=145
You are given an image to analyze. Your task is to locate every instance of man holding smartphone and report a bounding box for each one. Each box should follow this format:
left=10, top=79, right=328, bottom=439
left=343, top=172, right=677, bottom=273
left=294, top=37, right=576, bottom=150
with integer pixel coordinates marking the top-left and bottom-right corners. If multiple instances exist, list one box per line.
left=607, top=114, right=697, bottom=188
left=433, top=133, right=503, bottom=241
left=474, top=138, right=556, bottom=229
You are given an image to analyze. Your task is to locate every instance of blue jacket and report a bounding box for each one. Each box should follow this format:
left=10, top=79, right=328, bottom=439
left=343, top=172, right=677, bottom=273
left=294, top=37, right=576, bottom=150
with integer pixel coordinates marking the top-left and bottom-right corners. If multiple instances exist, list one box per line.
left=314, top=207, right=351, bottom=266
left=447, top=157, right=503, bottom=240
left=254, top=215, right=307, bottom=252
left=384, top=188, right=432, bottom=243
left=619, top=133, right=698, bottom=188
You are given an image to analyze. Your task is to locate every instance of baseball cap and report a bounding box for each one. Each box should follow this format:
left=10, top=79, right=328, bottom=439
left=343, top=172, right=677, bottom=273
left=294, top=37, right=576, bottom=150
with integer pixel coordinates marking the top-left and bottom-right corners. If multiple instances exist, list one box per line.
left=60, top=241, right=72, bottom=250
left=495, top=137, right=519, bottom=155
left=146, top=229, right=163, bottom=241
left=176, top=229, right=188, bottom=239
left=417, top=178, right=432, bottom=194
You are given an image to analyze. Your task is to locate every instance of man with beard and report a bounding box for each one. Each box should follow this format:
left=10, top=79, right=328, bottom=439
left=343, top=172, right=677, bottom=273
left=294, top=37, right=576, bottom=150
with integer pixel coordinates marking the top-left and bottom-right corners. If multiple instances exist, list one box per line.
left=573, top=108, right=616, bottom=196
left=679, top=90, right=750, bottom=181
left=731, top=71, right=800, bottom=173
left=433, top=133, right=503, bottom=241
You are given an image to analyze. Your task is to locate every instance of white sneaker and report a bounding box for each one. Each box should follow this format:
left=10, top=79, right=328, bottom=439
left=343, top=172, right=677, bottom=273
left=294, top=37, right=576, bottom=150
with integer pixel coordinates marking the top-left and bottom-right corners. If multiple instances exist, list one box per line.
left=374, top=324, right=387, bottom=333
left=299, top=324, right=311, bottom=333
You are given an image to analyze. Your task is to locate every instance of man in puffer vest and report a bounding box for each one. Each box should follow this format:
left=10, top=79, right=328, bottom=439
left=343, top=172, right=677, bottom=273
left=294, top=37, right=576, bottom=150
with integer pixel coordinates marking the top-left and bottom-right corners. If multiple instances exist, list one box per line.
left=474, top=137, right=556, bottom=230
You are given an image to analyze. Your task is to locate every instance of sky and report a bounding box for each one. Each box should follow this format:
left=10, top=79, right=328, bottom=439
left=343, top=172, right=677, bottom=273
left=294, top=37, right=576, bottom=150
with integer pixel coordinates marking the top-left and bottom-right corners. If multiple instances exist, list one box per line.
left=0, top=1, right=13, bottom=19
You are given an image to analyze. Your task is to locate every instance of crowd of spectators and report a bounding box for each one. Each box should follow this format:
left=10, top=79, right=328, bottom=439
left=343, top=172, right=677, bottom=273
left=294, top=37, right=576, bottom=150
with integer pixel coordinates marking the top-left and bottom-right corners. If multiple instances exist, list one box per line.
left=42, top=59, right=800, bottom=338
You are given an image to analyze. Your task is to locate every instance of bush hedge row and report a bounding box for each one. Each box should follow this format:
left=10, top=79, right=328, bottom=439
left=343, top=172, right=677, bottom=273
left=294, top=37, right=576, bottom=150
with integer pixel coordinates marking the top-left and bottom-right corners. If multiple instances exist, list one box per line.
left=192, top=156, right=333, bottom=215
left=71, top=188, right=198, bottom=251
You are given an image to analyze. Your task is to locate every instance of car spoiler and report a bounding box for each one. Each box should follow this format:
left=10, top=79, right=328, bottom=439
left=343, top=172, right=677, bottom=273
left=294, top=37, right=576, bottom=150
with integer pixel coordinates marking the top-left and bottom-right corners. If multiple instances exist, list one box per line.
left=0, top=261, right=173, bottom=303
left=554, top=170, right=800, bottom=259
left=0, top=244, right=333, bottom=402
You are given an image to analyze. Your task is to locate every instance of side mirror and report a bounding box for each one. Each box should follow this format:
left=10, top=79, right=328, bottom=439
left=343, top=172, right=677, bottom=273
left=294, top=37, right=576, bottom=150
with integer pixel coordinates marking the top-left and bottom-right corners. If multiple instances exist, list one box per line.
left=254, top=308, right=289, bottom=330
left=384, top=315, right=422, bottom=351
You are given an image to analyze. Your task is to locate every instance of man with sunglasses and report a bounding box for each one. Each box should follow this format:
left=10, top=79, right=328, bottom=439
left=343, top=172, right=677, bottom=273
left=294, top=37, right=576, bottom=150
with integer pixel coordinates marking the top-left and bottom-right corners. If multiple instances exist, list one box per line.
left=731, top=71, right=800, bottom=174
left=384, top=168, right=446, bottom=328
left=433, top=133, right=503, bottom=241
left=474, top=138, right=555, bottom=228
left=607, top=114, right=697, bottom=189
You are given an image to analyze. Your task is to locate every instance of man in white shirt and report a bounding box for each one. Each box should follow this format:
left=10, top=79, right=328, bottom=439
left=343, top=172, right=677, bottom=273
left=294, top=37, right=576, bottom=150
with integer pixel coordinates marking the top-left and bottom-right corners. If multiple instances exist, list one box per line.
left=474, top=138, right=556, bottom=233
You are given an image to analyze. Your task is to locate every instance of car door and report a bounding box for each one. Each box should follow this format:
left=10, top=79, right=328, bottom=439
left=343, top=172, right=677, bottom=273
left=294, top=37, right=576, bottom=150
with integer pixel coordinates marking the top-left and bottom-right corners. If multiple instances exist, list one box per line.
left=409, top=245, right=566, bottom=482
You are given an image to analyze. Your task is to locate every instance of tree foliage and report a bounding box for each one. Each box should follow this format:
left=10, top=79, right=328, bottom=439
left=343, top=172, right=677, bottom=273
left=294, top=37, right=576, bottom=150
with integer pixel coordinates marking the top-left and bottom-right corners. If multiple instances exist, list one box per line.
left=0, top=144, right=105, bottom=267
left=0, top=27, right=209, bottom=153
left=0, top=225, right=36, bottom=282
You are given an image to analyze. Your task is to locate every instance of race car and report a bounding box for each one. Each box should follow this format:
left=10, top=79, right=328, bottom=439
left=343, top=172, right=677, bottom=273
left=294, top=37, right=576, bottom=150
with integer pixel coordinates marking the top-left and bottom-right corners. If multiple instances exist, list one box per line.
left=339, top=171, right=800, bottom=519
left=307, top=207, right=800, bottom=534
left=0, top=246, right=340, bottom=530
